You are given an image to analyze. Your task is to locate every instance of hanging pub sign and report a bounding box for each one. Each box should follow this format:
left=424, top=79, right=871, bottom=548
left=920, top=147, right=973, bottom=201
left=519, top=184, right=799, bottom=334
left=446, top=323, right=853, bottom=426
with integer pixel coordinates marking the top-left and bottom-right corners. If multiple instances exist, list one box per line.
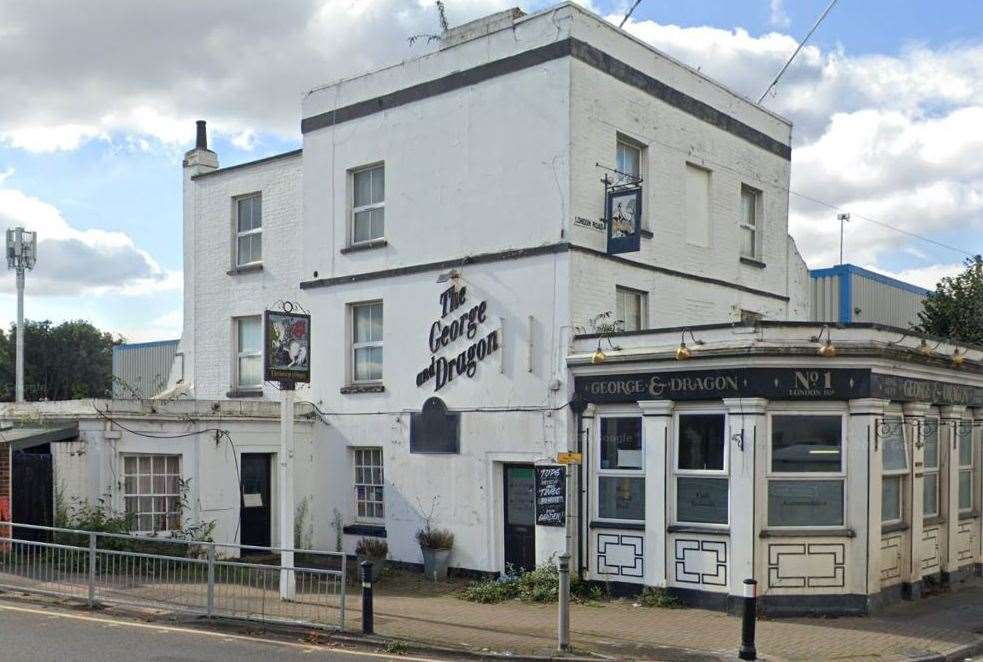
left=535, top=465, right=566, bottom=527
left=264, top=309, right=311, bottom=383
left=606, top=186, right=642, bottom=255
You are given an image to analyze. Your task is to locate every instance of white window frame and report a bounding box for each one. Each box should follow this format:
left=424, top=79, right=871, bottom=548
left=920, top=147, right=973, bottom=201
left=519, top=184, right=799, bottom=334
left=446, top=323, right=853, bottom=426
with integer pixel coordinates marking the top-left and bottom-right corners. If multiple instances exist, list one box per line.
left=234, top=193, right=262, bottom=268
left=353, top=447, right=385, bottom=523
left=615, top=138, right=642, bottom=184
left=233, top=315, right=262, bottom=391
left=672, top=409, right=730, bottom=528
left=739, top=184, right=761, bottom=260
left=765, top=410, right=848, bottom=530
left=350, top=300, right=383, bottom=384
left=923, top=416, right=941, bottom=519
left=595, top=410, right=645, bottom=524
left=122, top=453, right=182, bottom=534
left=615, top=286, right=647, bottom=332
left=958, top=419, right=975, bottom=514
left=350, top=163, right=385, bottom=246
left=880, top=415, right=908, bottom=526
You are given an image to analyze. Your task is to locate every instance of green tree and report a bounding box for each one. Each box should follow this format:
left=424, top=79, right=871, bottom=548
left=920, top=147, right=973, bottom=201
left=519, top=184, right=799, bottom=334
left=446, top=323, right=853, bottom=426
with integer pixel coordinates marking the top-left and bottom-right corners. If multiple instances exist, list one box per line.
left=0, top=319, right=121, bottom=401
left=917, top=256, right=983, bottom=345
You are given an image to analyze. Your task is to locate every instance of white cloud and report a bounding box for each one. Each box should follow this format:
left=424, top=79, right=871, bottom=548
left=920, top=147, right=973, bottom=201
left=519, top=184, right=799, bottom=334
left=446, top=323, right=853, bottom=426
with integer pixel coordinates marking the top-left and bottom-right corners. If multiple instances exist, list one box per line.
left=769, top=0, right=790, bottom=29
left=859, top=263, right=964, bottom=292
left=0, top=187, right=181, bottom=297
left=117, top=309, right=183, bottom=343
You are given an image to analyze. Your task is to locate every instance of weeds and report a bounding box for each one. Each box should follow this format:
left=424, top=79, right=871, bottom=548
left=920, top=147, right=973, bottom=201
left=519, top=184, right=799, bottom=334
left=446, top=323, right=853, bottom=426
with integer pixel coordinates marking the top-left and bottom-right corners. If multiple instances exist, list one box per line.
left=638, top=586, right=683, bottom=608
left=459, top=563, right=606, bottom=604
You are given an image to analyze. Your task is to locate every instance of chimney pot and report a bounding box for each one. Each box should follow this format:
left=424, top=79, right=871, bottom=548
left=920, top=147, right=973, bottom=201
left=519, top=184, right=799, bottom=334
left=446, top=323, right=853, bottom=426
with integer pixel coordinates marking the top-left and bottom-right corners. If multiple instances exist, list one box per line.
left=195, top=120, right=207, bottom=150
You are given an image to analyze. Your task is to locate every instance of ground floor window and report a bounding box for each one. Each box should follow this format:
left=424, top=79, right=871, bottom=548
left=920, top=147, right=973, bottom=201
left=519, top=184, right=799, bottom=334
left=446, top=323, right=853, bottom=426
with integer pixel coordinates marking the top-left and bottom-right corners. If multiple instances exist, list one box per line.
left=122, top=454, right=181, bottom=532
left=923, top=418, right=940, bottom=518
left=675, top=413, right=728, bottom=525
left=958, top=421, right=975, bottom=513
left=354, top=447, right=384, bottom=521
left=881, top=417, right=907, bottom=524
left=768, top=414, right=845, bottom=527
left=597, top=417, right=644, bottom=521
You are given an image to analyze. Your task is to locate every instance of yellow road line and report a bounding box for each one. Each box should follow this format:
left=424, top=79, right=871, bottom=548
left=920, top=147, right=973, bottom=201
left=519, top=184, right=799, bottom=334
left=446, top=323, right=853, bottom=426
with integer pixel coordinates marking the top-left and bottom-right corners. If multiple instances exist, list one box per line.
left=0, top=602, right=440, bottom=662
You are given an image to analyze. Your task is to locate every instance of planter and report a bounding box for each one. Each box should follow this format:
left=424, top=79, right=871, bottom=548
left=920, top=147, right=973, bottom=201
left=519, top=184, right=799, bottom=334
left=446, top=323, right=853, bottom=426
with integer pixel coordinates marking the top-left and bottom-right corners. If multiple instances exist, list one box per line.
left=421, top=546, right=452, bottom=580
left=357, top=555, right=385, bottom=582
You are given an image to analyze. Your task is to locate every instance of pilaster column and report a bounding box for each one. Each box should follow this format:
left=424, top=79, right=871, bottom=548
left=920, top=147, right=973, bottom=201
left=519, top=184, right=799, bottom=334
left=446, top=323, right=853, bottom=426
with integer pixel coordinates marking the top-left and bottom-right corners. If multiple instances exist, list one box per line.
left=975, top=408, right=983, bottom=567
left=941, top=405, right=967, bottom=573
left=903, top=402, right=931, bottom=591
left=578, top=404, right=597, bottom=577
left=639, top=400, right=674, bottom=587
left=722, top=398, right=768, bottom=596
left=849, top=398, right=889, bottom=596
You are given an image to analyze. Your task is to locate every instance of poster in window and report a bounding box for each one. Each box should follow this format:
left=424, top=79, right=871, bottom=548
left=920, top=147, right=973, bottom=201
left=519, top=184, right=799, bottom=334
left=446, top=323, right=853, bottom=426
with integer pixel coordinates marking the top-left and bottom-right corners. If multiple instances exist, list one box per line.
left=606, top=187, right=642, bottom=254
left=264, top=310, right=311, bottom=383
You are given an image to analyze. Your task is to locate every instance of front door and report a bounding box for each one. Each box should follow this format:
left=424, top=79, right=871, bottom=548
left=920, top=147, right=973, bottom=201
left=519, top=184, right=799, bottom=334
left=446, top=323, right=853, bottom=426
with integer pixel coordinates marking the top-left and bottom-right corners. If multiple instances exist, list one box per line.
left=240, top=453, right=272, bottom=551
left=503, top=464, right=536, bottom=573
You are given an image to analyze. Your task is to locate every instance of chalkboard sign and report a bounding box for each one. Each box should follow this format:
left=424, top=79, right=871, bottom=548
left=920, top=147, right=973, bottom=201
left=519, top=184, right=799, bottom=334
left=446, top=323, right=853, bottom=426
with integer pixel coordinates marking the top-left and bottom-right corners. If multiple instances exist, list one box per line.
left=535, top=465, right=566, bottom=527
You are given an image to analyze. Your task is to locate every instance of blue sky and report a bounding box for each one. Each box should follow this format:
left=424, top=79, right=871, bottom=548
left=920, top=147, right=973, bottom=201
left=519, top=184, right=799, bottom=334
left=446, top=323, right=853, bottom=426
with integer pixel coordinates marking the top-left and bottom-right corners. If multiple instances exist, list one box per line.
left=0, top=0, right=980, bottom=340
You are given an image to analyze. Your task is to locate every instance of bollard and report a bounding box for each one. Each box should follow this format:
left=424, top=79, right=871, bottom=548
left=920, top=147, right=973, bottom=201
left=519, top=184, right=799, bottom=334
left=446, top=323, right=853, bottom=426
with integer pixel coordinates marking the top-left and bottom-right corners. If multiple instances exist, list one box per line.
left=739, top=578, right=757, bottom=661
left=361, top=560, right=374, bottom=635
left=557, top=553, right=570, bottom=652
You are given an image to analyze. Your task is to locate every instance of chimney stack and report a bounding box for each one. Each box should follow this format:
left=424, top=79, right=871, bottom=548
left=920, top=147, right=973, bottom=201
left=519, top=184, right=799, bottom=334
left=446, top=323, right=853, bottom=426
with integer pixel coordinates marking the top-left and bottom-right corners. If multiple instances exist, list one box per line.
left=195, top=120, right=208, bottom=150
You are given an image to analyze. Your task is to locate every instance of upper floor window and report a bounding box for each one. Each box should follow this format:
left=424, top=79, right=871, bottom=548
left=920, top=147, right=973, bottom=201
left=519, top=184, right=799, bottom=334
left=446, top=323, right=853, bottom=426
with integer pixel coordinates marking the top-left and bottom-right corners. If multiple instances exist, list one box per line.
left=616, top=140, right=641, bottom=184
left=352, top=164, right=385, bottom=244
left=235, top=194, right=262, bottom=267
left=352, top=301, right=383, bottom=383
left=740, top=185, right=761, bottom=259
left=616, top=286, right=647, bottom=332
left=235, top=316, right=262, bottom=390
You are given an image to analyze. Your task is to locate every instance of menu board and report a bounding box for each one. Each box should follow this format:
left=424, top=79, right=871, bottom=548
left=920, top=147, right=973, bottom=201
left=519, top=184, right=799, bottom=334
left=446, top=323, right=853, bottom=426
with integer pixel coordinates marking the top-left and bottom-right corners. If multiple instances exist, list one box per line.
left=535, top=465, right=566, bottom=527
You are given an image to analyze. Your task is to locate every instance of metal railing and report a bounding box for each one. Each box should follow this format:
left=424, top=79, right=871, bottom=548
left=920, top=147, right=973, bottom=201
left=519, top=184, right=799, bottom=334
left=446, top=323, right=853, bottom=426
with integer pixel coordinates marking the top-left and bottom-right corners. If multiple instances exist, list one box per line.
left=0, top=522, right=347, bottom=630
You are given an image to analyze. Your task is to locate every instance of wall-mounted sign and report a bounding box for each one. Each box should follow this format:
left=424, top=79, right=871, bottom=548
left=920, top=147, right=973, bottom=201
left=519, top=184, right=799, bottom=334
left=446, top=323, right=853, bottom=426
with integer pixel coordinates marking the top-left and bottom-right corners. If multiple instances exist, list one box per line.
left=574, top=216, right=606, bottom=232
left=556, top=452, right=583, bottom=465
left=535, top=465, right=566, bottom=527
left=264, top=310, right=311, bottom=383
left=606, top=187, right=642, bottom=255
left=416, top=285, right=499, bottom=391
left=410, top=396, right=460, bottom=454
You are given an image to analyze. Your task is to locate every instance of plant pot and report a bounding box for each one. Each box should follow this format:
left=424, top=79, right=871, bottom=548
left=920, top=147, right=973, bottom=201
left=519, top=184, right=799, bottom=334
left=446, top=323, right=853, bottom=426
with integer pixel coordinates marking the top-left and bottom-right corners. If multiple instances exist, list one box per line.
left=357, top=555, right=385, bottom=582
left=421, top=546, right=451, bottom=580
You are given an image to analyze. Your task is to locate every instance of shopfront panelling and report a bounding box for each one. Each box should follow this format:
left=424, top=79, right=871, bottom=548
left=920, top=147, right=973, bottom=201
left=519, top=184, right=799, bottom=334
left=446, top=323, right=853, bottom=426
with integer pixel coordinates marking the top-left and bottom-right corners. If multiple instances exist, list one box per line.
left=921, top=525, right=942, bottom=572
left=766, top=540, right=848, bottom=592
left=594, top=530, right=645, bottom=582
left=880, top=532, right=906, bottom=585
left=669, top=533, right=729, bottom=592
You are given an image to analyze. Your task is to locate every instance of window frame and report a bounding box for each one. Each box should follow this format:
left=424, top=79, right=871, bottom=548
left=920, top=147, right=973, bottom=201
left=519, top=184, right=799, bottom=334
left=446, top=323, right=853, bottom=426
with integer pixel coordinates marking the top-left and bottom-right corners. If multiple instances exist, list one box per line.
left=349, top=300, right=384, bottom=385
left=880, top=416, right=908, bottom=526
left=233, top=192, right=262, bottom=268
left=352, top=447, right=385, bottom=524
left=672, top=409, right=730, bottom=527
left=350, top=163, right=385, bottom=246
left=122, top=453, right=182, bottom=534
left=922, top=416, right=941, bottom=519
left=958, top=419, right=975, bottom=514
left=765, top=410, right=848, bottom=529
left=615, top=138, right=642, bottom=184
left=739, top=184, right=762, bottom=260
left=233, top=315, right=263, bottom=391
left=595, top=410, right=645, bottom=524
left=615, top=285, right=647, bottom=332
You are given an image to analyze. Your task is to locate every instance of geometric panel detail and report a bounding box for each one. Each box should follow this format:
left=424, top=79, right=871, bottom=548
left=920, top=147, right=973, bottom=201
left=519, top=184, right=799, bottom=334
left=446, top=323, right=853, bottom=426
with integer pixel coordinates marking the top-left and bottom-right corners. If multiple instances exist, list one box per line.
left=880, top=533, right=903, bottom=582
left=957, top=521, right=975, bottom=563
left=768, top=543, right=846, bottom=588
left=921, top=526, right=940, bottom=572
left=674, top=538, right=728, bottom=586
left=597, top=533, right=644, bottom=578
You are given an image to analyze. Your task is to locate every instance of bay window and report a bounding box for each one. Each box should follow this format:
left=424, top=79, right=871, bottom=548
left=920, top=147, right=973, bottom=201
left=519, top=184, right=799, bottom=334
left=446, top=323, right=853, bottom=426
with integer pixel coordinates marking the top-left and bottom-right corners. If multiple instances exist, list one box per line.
left=881, top=417, right=907, bottom=524
left=768, top=414, right=845, bottom=527
left=923, top=418, right=940, bottom=518
left=674, top=413, right=728, bottom=525
left=597, top=417, right=644, bottom=521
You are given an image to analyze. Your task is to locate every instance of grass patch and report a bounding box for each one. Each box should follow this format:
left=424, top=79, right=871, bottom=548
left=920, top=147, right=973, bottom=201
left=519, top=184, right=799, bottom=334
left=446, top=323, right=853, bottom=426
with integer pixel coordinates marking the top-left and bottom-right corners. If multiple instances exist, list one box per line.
left=638, top=587, right=683, bottom=609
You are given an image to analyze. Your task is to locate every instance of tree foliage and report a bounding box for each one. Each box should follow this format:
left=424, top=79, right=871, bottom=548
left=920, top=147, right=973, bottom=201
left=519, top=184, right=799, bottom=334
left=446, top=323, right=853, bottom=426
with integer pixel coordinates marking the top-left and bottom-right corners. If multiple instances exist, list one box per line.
left=917, top=256, right=983, bottom=345
left=0, top=319, right=120, bottom=401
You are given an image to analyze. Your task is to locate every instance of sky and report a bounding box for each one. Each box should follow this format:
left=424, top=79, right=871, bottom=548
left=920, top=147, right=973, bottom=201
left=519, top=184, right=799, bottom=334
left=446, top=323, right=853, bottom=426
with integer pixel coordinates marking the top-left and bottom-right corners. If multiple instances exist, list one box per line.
left=0, top=0, right=981, bottom=341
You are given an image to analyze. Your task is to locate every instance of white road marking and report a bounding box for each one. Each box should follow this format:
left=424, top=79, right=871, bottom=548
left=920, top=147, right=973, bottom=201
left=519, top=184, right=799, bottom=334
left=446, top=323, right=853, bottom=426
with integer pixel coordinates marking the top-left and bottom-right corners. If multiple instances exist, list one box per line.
left=0, top=602, right=440, bottom=661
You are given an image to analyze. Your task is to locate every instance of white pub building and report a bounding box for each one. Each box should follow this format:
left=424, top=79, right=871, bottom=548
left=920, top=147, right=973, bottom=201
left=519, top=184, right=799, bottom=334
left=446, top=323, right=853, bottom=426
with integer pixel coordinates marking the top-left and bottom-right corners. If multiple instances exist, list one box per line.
left=16, top=2, right=979, bottom=616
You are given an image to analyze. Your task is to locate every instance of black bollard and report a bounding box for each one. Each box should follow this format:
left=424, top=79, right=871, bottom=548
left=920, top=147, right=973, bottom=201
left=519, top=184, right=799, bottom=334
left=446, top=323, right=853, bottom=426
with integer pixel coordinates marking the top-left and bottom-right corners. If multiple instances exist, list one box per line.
left=739, top=578, right=757, bottom=660
left=361, top=560, right=374, bottom=635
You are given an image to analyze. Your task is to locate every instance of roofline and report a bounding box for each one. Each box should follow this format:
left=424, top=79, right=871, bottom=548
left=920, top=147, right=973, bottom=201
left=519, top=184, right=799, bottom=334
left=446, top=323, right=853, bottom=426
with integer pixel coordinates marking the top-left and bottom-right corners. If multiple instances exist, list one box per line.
left=114, top=339, right=180, bottom=351
left=191, top=148, right=302, bottom=180
left=809, top=264, right=930, bottom=296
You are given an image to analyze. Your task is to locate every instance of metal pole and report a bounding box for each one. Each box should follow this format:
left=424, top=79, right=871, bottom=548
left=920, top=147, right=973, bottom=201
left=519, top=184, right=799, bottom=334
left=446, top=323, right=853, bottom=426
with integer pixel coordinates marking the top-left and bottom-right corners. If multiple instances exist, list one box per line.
left=87, top=533, right=96, bottom=607
left=206, top=542, right=215, bottom=617
left=557, top=552, right=570, bottom=652
left=15, top=269, right=24, bottom=403
left=739, top=578, right=758, bottom=660
left=339, top=553, right=347, bottom=631
left=279, top=382, right=296, bottom=600
left=360, top=561, right=374, bottom=635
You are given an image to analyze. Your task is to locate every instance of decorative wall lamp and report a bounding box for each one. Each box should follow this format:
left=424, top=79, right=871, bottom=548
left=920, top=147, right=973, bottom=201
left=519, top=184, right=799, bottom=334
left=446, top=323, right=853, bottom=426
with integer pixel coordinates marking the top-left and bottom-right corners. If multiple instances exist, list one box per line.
left=675, top=329, right=705, bottom=361
left=812, top=325, right=837, bottom=358
left=590, top=336, right=622, bottom=364
left=952, top=348, right=967, bottom=367
left=436, top=268, right=460, bottom=284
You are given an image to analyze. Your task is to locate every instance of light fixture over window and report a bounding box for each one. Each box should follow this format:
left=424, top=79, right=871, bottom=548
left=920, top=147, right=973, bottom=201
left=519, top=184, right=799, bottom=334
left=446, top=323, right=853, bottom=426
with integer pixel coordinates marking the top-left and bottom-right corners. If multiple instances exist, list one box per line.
left=812, top=326, right=837, bottom=358
left=675, top=329, right=705, bottom=361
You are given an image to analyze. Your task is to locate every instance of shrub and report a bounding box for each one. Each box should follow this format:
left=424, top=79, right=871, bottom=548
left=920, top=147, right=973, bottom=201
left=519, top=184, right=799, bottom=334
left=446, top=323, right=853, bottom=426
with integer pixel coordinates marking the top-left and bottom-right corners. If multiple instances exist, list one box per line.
left=416, top=527, right=454, bottom=550
left=355, top=537, right=388, bottom=559
left=638, top=586, right=683, bottom=608
left=459, top=563, right=606, bottom=604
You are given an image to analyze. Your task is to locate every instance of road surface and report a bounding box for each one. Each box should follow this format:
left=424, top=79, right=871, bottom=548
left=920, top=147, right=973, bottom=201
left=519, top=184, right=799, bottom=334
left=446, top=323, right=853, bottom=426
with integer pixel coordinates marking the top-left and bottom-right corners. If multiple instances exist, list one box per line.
left=0, top=600, right=436, bottom=662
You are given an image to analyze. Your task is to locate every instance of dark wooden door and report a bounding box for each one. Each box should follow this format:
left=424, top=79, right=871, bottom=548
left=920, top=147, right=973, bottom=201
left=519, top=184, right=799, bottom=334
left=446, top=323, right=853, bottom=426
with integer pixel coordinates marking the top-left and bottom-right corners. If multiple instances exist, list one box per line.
left=503, top=464, right=536, bottom=573
left=12, top=446, right=53, bottom=543
left=240, top=453, right=272, bottom=551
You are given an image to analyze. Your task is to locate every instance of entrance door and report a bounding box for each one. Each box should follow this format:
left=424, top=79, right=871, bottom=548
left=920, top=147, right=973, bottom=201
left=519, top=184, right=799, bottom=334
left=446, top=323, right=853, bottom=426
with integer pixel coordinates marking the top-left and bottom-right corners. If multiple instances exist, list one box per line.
left=240, top=453, right=272, bottom=551
left=12, top=444, right=53, bottom=543
left=503, top=464, right=536, bottom=573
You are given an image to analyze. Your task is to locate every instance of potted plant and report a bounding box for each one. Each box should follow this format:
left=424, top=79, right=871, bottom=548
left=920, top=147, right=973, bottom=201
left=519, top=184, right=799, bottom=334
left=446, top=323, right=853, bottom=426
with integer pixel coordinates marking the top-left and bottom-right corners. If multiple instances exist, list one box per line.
left=355, top=538, right=388, bottom=582
left=416, top=525, right=455, bottom=580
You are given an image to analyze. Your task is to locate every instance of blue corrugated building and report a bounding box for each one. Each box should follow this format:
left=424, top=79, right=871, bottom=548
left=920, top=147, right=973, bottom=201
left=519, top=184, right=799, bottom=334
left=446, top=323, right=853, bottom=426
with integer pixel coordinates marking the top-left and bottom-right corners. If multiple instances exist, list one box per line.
left=810, top=264, right=930, bottom=328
